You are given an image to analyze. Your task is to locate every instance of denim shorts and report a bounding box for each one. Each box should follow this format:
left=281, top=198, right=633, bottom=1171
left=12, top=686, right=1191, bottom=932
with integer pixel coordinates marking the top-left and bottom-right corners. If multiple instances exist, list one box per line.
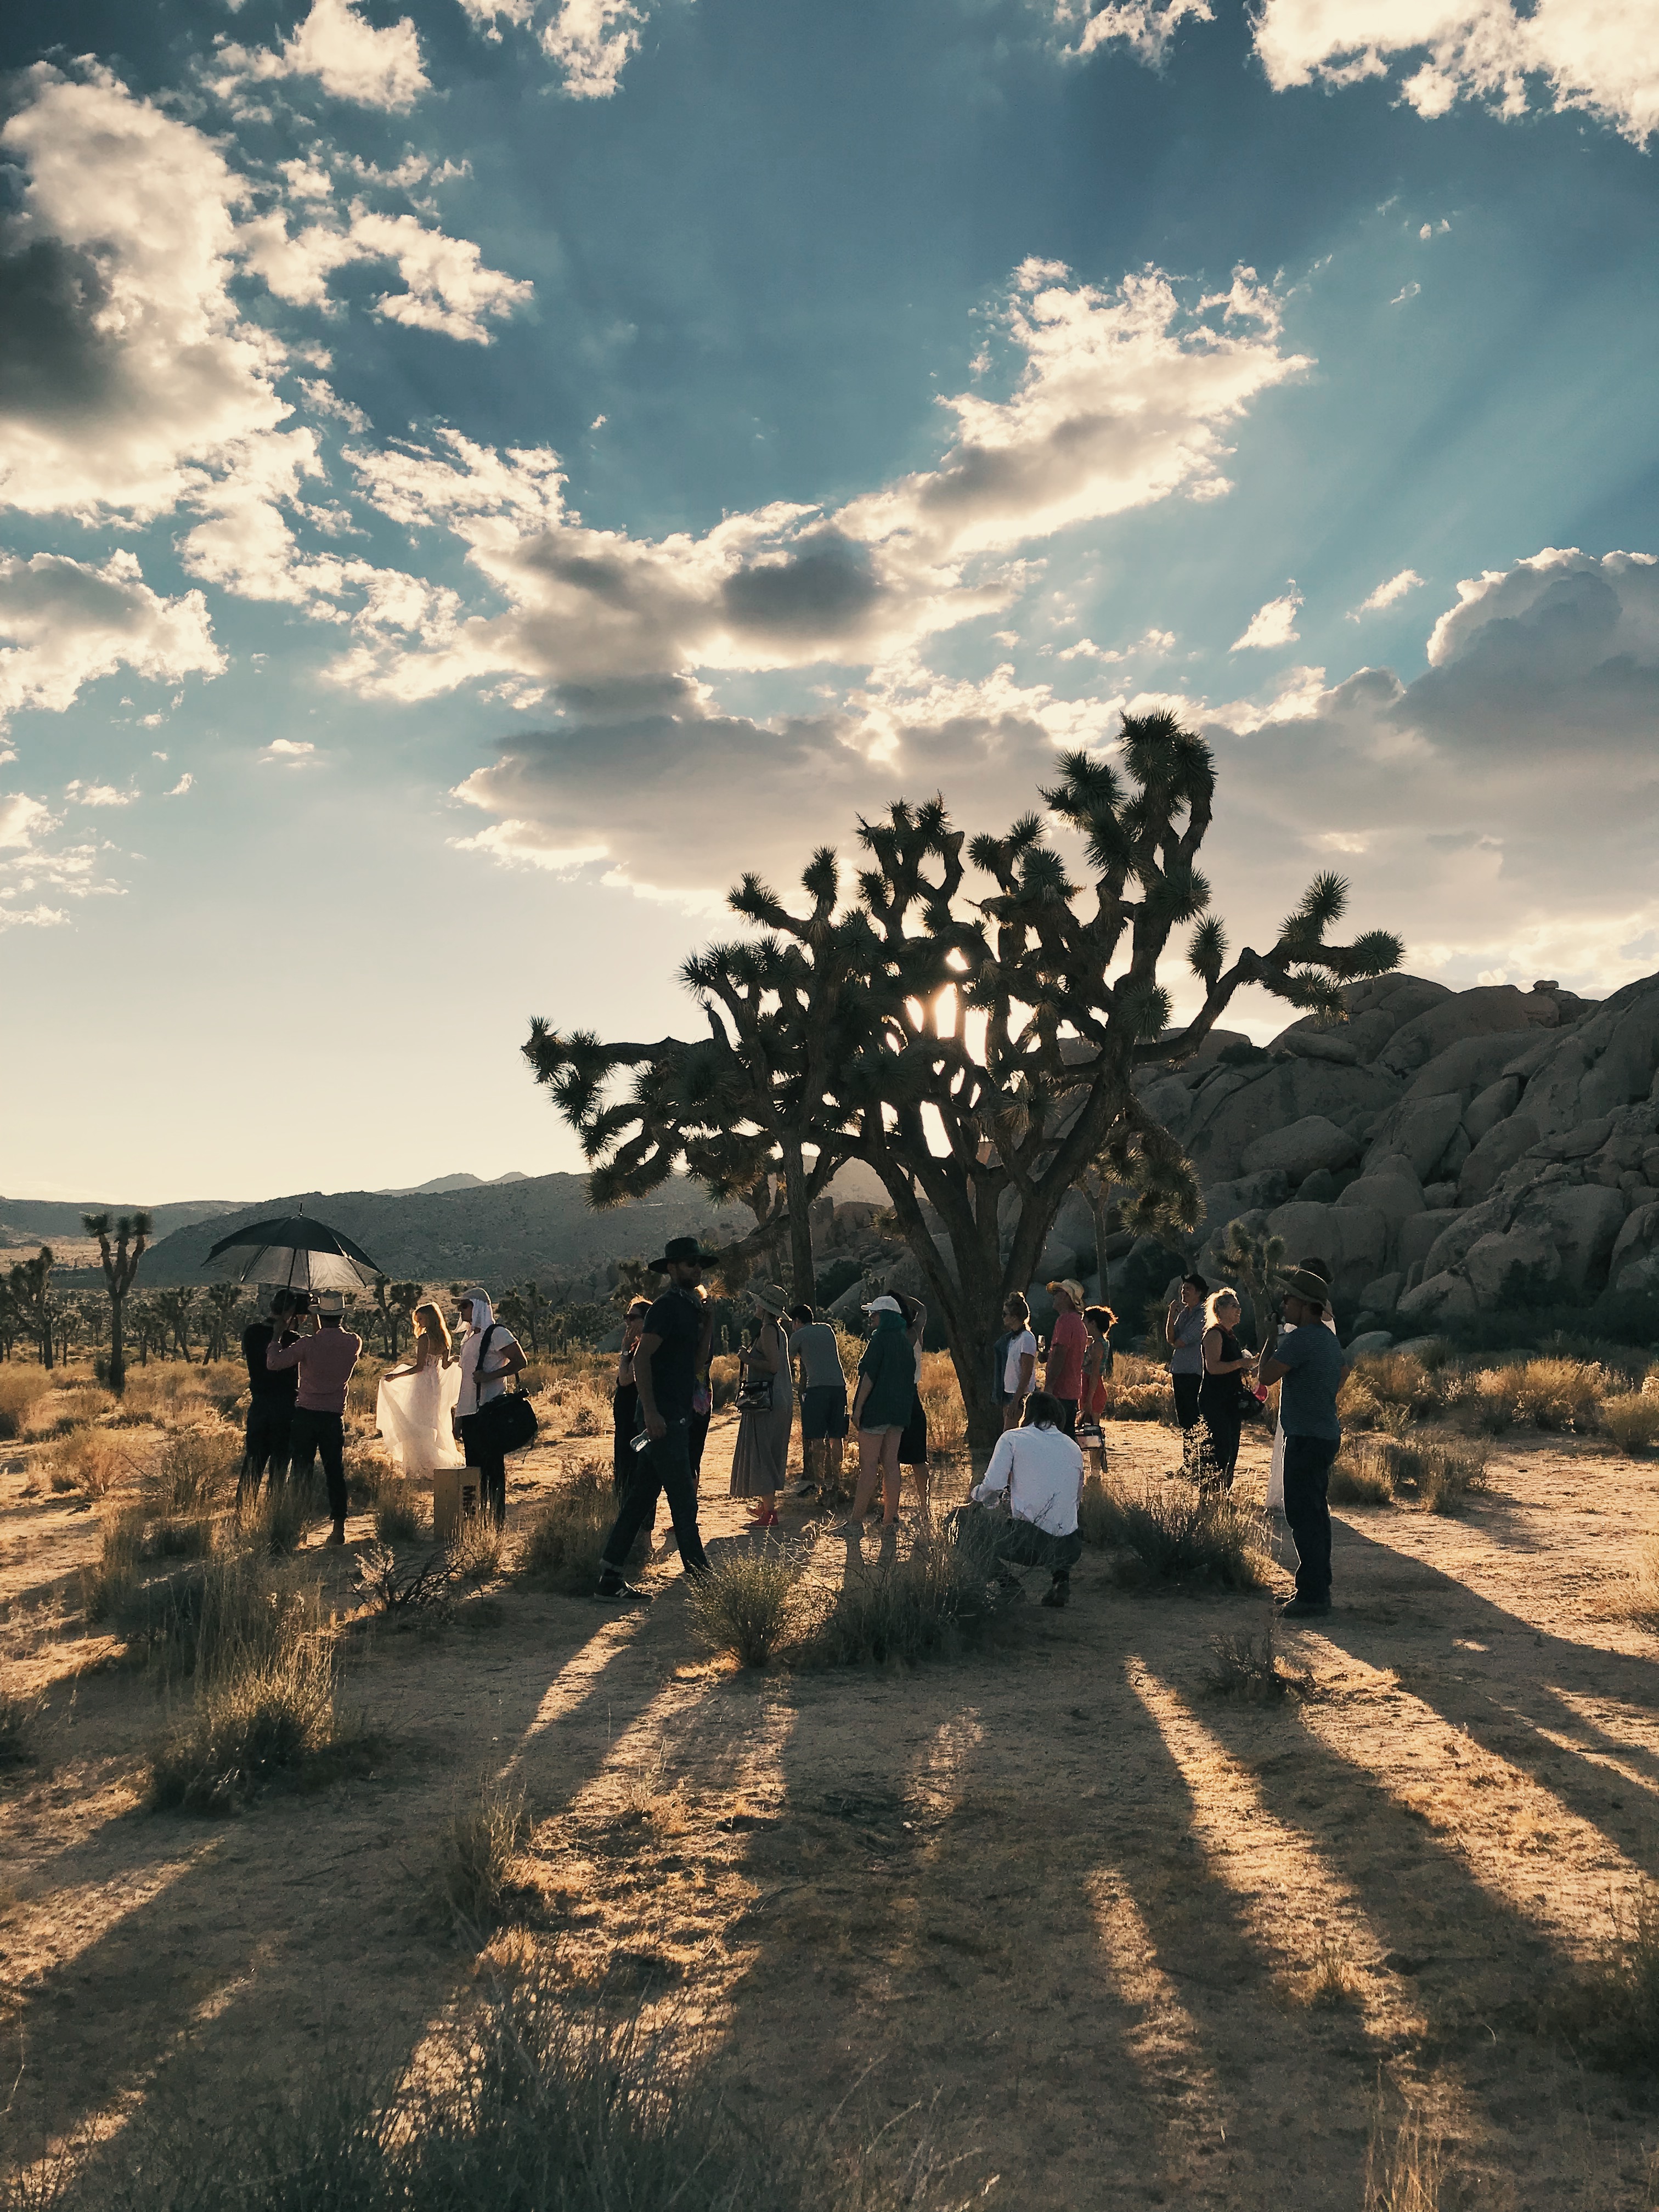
left=800, top=1383, right=849, bottom=1441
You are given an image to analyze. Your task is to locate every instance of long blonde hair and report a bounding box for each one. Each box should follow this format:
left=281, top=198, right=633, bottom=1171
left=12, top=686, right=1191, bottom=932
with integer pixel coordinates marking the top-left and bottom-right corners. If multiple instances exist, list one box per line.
left=1204, top=1287, right=1240, bottom=1333
left=413, top=1302, right=452, bottom=1356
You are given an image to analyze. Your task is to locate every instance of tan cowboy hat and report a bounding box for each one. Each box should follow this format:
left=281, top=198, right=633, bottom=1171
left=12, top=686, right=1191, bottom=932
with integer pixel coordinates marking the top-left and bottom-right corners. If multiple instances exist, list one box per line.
left=1282, top=1267, right=1332, bottom=1307
left=746, top=1279, right=791, bottom=1318
left=1047, top=1278, right=1087, bottom=1307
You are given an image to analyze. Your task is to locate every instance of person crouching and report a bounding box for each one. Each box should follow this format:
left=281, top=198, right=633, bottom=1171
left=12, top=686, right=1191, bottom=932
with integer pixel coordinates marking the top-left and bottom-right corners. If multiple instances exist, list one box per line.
left=967, top=1390, right=1085, bottom=1609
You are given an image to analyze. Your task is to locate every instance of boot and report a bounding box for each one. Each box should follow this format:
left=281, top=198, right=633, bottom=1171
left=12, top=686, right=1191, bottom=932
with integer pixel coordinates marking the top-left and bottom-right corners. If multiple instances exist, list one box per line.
left=326, top=1517, right=347, bottom=1547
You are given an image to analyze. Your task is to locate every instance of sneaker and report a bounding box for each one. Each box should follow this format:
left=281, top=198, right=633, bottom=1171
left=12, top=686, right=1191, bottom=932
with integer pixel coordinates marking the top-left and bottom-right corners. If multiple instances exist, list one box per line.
left=326, top=1521, right=347, bottom=1548
left=1278, top=1597, right=1331, bottom=1620
left=595, top=1577, right=652, bottom=1604
left=1041, top=1578, right=1070, bottom=1610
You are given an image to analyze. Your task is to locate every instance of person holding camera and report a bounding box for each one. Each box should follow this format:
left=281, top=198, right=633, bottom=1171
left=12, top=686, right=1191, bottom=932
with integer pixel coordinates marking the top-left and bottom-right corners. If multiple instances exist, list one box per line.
left=239, top=1286, right=303, bottom=1503
left=594, top=1237, right=714, bottom=1601
left=453, top=1288, right=527, bottom=1529
left=265, top=1289, right=362, bottom=1545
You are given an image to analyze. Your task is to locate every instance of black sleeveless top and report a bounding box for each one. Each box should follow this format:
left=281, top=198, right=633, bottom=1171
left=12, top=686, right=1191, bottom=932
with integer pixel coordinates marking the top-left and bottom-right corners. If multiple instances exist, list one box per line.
left=1201, top=1328, right=1245, bottom=1401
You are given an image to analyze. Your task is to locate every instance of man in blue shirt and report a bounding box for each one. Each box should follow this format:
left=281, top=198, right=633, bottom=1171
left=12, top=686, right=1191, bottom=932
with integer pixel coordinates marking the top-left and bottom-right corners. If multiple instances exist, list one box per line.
left=1256, top=1267, right=1347, bottom=1618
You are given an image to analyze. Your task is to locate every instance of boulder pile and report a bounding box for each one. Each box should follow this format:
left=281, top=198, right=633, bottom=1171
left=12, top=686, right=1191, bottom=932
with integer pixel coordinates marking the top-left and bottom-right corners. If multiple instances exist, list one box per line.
left=1136, top=970, right=1659, bottom=1343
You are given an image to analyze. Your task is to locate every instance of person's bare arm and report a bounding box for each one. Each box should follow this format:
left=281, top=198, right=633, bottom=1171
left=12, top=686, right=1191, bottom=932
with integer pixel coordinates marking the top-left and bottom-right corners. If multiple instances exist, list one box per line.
left=1165, top=1300, right=1181, bottom=1348
left=851, top=1373, right=872, bottom=1426
left=1203, top=1328, right=1252, bottom=1377
left=634, top=1331, right=667, bottom=1438
left=1016, top=1349, right=1035, bottom=1395
left=753, top=1321, right=782, bottom=1374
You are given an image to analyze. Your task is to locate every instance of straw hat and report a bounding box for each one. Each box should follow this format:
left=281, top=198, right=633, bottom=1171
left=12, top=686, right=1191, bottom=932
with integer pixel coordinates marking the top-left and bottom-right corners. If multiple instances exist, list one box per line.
left=746, top=1280, right=791, bottom=1318
left=1047, top=1278, right=1087, bottom=1308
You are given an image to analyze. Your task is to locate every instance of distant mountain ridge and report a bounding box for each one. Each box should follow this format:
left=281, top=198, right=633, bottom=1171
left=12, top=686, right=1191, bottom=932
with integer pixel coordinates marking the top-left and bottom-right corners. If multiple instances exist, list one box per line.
left=115, top=1172, right=755, bottom=1292
left=0, top=1196, right=250, bottom=1243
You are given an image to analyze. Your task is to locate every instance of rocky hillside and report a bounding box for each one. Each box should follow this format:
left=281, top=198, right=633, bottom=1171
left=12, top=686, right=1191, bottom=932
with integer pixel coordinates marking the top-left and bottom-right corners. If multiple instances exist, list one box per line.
left=1124, top=970, right=1659, bottom=1343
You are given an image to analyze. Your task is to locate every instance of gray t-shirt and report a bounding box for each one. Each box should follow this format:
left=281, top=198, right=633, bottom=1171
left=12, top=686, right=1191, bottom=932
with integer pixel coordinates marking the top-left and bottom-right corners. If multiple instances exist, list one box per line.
left=793, top=1322, right=845, bottom=1391
left=1169, top=1304, right=1206, bottom=1375
left=1276, top=1324, right=1345, bottom=1441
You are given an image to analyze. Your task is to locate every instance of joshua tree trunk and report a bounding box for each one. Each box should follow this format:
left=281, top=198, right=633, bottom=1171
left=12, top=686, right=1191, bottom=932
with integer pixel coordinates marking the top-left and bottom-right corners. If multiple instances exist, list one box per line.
left=83, top=1214, right=150, bottom=1396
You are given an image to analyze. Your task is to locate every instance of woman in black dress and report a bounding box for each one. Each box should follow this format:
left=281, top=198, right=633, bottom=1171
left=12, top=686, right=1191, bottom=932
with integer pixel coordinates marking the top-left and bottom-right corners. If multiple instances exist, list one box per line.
left=1197, top=1288, right=1254, bottom=1491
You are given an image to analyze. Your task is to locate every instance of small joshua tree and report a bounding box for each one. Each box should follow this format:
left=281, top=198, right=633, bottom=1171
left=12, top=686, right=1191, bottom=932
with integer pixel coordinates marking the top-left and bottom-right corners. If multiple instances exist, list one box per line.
left=154, top=1286, right=199, bottom=1364
left=8, top=1249, right=55, bottom=1370
left=525, top=714, right=1400, bottom=1453
left=1218, top=1217, right=1288, bottom=1345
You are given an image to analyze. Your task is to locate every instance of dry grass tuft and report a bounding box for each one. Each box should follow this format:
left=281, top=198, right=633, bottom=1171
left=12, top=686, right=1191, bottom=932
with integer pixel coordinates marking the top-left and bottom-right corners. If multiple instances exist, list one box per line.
left=432, top=1769, right=530, bottom=1931
left=1297, top=1936, right=1362, bottom=2008
left=374, top=1480, right=425, bottom=1544
left=150, top=1427, right=234, bottom=1515
left=1081, top=1477, right=1268, bottom=1590
left=1554, top=1883, right=1659, bottom=2072
left=1365, top=2096, right=1446, bottom=2210
left=1409, top=1442, right=1489, bottom=1515
left=46, top=1426, right=127, bottom=1499
left=1601, top=1393, right=1659, bottom=1456
left=0, top=1689, right=44, bottom=1771
left=686, top=1541, right=804, bottom=1666
left=802, top=1518, right=1008, bottom=1668
left=0, top=1365, right=53, bottom=1441
left=82, top=1508, right=144, bottom=1624
left=344, top=1443, right=394, bottom=1509
left=1100, top=1353, right=1174, bottom=1423
left=356, top=1541, right=455, bottom=1618
left=1508, top=1357, right=1607, bottom=1434
left=1202, top=1620, right=1311, bottom=1702
left=246, top=1476, right=320, bottom=1555
left=448, top=1514, right=505, bottom=1584
left=518, top=1460, right=615, bottom=1594
left=1329, top=1442, right=1396, bottom=1506
left=1620, top=1535, right=1659, bottom=1627
left=917, top=1350, right=967, bottom=1455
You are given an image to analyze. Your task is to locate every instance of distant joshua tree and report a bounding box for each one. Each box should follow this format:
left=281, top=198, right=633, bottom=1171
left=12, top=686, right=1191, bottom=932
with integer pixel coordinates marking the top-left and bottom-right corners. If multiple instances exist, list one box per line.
left=154, top=1286, right=199, bottom=1364
left=8, top=1248, right=55, bottom=1370
left=201, top=1280, right=246, bottom=1364
left=83, top=1212, right=151, bottom=1394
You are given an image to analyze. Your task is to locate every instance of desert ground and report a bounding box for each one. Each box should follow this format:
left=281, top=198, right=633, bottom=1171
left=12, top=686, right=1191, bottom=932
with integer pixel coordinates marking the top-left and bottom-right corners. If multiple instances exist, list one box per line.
left=2, top=1356, right=1657, bottom=2209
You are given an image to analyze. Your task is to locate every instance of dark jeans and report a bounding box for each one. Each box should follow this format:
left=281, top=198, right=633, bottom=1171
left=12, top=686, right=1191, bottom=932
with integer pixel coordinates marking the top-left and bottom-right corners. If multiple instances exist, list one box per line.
left=287, top=1408, right=346, bottom=1524
left=241, top=1396, right=292, bottom=1496
left=600, top=1417, right=708, bottom=1582
left=1283, top=1432, right=1339, bottom=1603
left=1197, top=1383, right=1243, bottom=1490
left=689, top=1407, right=710, bottom=1483
left=1055, top=1398, right=1078, bottom=1437
left=996, top=1514, right=1084, bottom=1581
left=459, top=1413, right=507, bottom=1528
left=1172, top=1373, right=1202, bottom=1430
left=612, top=1383, right=639, bottom=1493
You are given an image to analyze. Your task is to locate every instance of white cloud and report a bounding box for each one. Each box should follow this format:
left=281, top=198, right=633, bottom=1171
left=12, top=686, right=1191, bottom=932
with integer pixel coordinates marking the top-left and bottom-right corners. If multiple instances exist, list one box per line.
left=0, top=902, right=67, bottom=930
left=1390, top=281, right=1421, bottom=306
left=1230, top=586, right=1303, bottom=651
left=214, top=0, right=430, bottom=110
left=0, top=549, right=224, bottom=732
left=261, top=738, right=317, bottom=761
left=0, top=793, right=52, bottom=848
left=166, top=773, right=194, bottom=797
left=1350, top=567, right=1424, bottom=617
left=1054, top=0, right=1214, bottom=65
left=65, top=781, right=136, bottom=807
left=539, top=0, right=648, bottom=97
left=345, top=211, right=534, bottom=342
left=332, top=260, right=1307, bottom=705
left=1251, top=0, right=1659, bottom=147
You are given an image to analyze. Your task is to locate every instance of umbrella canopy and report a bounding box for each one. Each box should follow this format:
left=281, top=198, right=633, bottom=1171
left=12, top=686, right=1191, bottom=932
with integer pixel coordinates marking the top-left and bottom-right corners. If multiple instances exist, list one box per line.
left=205, top=1215, right=384, bottom=1291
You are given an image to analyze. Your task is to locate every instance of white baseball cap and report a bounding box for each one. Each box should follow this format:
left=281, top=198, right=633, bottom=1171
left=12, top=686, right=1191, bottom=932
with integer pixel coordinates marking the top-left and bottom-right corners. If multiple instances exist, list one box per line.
left=862, top=1295, right=902, bottom=1315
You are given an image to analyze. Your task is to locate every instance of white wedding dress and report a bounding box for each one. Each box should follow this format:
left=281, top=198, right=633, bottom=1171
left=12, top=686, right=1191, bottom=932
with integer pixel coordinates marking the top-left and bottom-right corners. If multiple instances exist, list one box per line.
left=376, top=1357, right=465, bottom=1470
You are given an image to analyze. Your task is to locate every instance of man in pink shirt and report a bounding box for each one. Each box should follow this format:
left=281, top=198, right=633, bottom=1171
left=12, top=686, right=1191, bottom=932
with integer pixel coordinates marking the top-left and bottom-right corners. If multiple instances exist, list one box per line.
left=266, top=1289, right=363, bottom=1544
left=1043, top=1277, right=1089, bottom=1438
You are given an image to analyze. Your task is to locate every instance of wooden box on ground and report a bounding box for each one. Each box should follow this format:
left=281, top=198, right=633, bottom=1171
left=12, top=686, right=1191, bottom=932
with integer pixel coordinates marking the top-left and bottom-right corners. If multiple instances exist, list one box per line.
left=432, top=1466, right=479, bottom=1541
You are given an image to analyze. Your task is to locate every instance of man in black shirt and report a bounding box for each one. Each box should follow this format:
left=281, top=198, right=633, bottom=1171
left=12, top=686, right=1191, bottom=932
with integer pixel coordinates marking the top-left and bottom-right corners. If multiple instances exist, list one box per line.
left=595, top=1237, right=713, bottom=1600
left=239, top=1288, right=305, bottom=1501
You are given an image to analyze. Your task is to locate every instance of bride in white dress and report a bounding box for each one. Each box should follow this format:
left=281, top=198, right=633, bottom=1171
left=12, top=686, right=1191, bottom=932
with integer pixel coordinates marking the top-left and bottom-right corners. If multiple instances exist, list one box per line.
left=376, top=1301, right=464, bottom=1470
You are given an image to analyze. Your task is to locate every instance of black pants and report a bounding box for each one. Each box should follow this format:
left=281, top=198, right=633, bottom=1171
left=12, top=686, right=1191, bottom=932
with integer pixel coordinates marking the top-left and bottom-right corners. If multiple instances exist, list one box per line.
left=1283, top=1433, right=1339, bottom=1603
left=1197, top=1383, right=1243, bottom=1490
left=287, top=1408, right=346, bottom=1525
left=1055, top=1397, right=1078, bottom=1438
left=1172, top=1373, right=1202, bottom=1430
left=689, top=1407, right=710, bottom=1482
left=459, top=1413, right=507, bottom=1527
left=612, top=1383, right=639, bottom=1493
left=241, top=1396, right=292, bottom=1495
left=996, top=1514, right=1084, bottom=1581
left=600, top=1418, right=708, bottom=1582
left=898, top=1391, right=928, bottom=1466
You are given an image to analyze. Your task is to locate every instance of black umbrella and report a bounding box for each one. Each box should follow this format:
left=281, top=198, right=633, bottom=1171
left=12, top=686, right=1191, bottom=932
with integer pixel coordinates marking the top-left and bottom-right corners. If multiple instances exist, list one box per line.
left=205, top=1214, right=385, bottom=1292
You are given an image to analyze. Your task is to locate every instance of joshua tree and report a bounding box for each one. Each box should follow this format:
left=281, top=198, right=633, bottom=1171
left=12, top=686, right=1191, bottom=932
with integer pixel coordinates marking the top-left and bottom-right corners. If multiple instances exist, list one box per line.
left=8, top=1249, right=55, bottom=1369
left=525, top=715, right=1400, bottom=1453
left=1217, top=1217, right=1288, bottom=1345
left=610, top=1257, right=657, bottom=1314
left=154, top=1286, right=199, bottom=1363
left=82, top=1211, right=151, bottom=1395
left=201, top=1280, right=246, bottom=1364
left=512, top=1279, right=551, bottom=1355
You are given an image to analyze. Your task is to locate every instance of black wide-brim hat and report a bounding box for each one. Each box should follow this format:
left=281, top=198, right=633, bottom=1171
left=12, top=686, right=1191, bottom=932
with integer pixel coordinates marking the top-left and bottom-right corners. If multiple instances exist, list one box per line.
left=649, top=1235, right=721, bottom=1272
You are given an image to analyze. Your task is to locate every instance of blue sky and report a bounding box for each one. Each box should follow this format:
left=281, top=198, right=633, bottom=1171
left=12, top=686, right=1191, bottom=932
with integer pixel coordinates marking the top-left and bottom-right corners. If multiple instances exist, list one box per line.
left=2, top=0, right=1655, bottom=1200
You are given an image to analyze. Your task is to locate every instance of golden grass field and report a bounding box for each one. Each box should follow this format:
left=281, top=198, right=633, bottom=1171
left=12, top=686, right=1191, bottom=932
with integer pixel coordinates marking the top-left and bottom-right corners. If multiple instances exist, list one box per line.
left=2, top=1339, right=1659, bottom=2207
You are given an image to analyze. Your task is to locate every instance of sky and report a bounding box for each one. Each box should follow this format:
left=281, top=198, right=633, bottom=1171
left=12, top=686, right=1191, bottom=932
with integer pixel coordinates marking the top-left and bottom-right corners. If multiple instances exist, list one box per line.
left=1, top=0, right=1656, bottom=1203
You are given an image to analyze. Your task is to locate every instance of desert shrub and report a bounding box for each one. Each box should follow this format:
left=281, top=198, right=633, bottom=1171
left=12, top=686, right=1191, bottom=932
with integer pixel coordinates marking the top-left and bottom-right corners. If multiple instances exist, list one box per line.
left=82, top=1508, right=144, bottom=1624
left=802, top=1521, right=1007, bottom=1667
left=149, top=1573, right=346, bottom=1812
left=685, top=1542, right=803, bottom=1666
left=143, top=1514, right=217, bottom=1560
left=27, top=1384, right=116, bottom=1440
left=344, top=1444, right=393, bottom=1509
left=1352, top=1352, right=1440, bottom=1419
left=917, top=1351, right=967, bottom=1455
left=0, top=1689, right=43, bottom=1770
left=1447, top=1365, right=1517, bottom=1435
left=1557, top=1882, right=1659, bottom=2070
left=0, top=1366, right=52, bottom=1440
left=517, top=1460, right=614, bottom=1594
left=1335, top=1376, right=1380, bottom=1431
left=374, top=1480, right=425, bottom=1544
left=433, top=1769, right=530, bottom=1929
left=46, top=1426, right=126, bottom=1499
left=1601, top=1394, right=1659, bottom=1457
left=1101, top=1355, right=1175, bottom=1423
left=1202, top=1621, right=1310, bottom=1702
left=448, top=1515, right=504, bottom=1583
left=54, top=1955, right=966, bottom=2212
left=1080, top=1479, right=1267, bottom=1590
left=1508, top=1357, right=1606, bottom=1433
left=542, top=1367, right=611, bottom=1438
left=121, top=1548, right=304, bottom=1681
left=709, top=1352, right=740, bottom=1409
left=356, top=1542, right=455, bottom=1619
left=120, top=1365, right=213, bottom=1429
left=246, top=1474, right=322, bottom=1555
left=1408, top=1442, right=1489, bottom=1515
left=1329, top=1442, right=1396, bottom=1506
left=151, top=1427, right=234, bottom=1515
left=1618, top=1536, right=1659, bottom=1627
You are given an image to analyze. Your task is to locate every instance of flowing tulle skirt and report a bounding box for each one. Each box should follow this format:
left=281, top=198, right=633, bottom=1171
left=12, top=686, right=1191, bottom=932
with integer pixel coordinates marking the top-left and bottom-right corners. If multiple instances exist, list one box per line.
left=377, top=1362, right=464, bottom=1470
